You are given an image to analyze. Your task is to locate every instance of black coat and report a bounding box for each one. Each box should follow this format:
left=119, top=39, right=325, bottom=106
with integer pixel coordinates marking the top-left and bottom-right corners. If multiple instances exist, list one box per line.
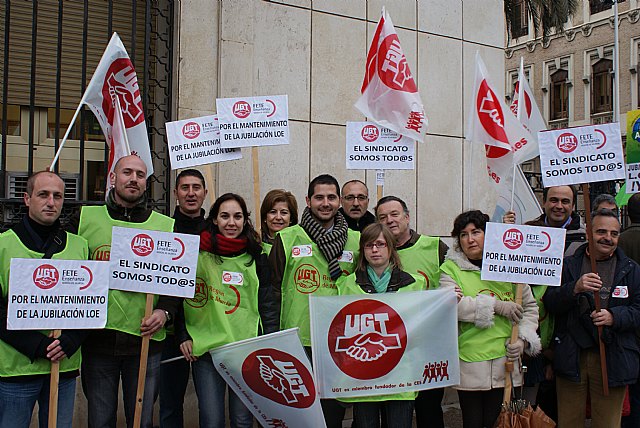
left=543, top=244, right=640, bottom=386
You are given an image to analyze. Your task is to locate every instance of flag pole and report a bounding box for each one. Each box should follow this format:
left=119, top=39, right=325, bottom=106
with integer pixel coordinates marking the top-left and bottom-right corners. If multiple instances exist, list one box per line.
left=114, top=99, right=132, bottom=154
left=49, top=100, right=85, bottom=171
left=510, top=58, right=525, bottom=211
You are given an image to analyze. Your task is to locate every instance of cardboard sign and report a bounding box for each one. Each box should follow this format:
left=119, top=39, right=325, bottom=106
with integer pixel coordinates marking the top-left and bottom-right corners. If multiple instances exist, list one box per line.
left=625, top=110, right=640, bottom=194
left=539, top=123, right=625, bottom=187
left=7, top=259, right=109, bottom=330
left=166, top=115, right=241, bottom=169
left=310, top=290, right=459, bottom=399
left=626, top=162, right=640, bottom=194
left=481, top=222, right=566, bottom=286
left=217, top=95, right=289, bottom=149
left=346, top=122, right=415, bottom=170
left=109, top=227, right=199, bottom=298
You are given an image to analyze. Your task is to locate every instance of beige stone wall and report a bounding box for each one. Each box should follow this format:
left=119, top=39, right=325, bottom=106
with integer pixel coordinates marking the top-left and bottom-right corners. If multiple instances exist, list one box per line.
left=177, top=0, right=506, bottom=237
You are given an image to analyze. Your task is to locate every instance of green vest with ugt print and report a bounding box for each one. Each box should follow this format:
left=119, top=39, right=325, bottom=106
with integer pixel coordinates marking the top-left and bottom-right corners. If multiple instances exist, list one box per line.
left=398, top=235, right=441, bottom=289
left=440, top=259, right=514, bottom=362
left=278, top=225, right=360, bottom=346
left=184, top=251, right=260, bottom=357
left=78, top=205, right=174, bottom=341
left=0, top=230, right=88, bottom=377
left=336, top=271, right=426, bottom=402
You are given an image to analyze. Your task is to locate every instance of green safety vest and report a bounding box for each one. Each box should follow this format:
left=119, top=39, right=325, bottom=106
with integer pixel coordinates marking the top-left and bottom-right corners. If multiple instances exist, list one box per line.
left=440, top=259, right=514, bottom=362
left=0, top=230, right=88, bottom=377
left=336, top=271, right=426, bottom=402
left=532, top=285, right=554, bottom=349
left=398, top=235, right=441, bottom=289
left=78, top=205, right=174, bottom=341
left=262, top=242, right=273, bottom=256
left=184, top=251, right=261, bottom=357
left=278, top=225, right=360, bottom=346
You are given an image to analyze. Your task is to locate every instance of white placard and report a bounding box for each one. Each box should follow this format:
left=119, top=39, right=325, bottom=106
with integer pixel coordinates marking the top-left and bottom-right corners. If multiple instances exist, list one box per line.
left=481, top=222, right=566, bottom=286
left=166, top=115, right=242, bottom=169
left=376, top=169, right=385, bottom=186
left=625, top=162, right=640, bottom=194
left=346, top=122, right=415, bottom=170
left=217, top=95, right=289, bottom=149
left=7, top=259, right=109, bottom=330
left=538, top=123, right=625, bottom=187
left=109, top=227, right=199, bottom=298
left=310, top=290, right=459, bottom=399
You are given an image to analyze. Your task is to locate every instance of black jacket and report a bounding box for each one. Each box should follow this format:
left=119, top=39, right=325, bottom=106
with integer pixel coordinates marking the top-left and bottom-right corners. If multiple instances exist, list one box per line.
left=350, top=266, right=418, bottom=294
left=543, top=244, right=640, bottom=386
left=338, top=207, right=376, bottom=232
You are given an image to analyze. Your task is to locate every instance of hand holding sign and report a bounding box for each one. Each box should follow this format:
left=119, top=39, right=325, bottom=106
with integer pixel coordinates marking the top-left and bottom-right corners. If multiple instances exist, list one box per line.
left=574, top=272, right=602, bottom=294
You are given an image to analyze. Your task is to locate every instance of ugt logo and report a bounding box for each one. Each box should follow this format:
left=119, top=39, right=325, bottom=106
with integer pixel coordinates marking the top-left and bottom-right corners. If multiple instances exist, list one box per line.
left=557, top=133, right=578, bottom=153
left=131, top=233, right=154, bottom=256
left=232, top=101, right=251, bottom=119
left=101, top=58, right=144, bottom=128
left=361, top=125, right=379, bottom=142
left=182, top=122, right=200, bottom=139
left=503, top=228, right=523, bottom=250
left=33, top=264, right=60, bottom=289
left=328, top=299, right=407, bottom=380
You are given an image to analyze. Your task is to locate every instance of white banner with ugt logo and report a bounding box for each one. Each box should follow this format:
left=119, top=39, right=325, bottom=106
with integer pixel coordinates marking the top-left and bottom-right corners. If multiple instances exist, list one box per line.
left=209, top=329, right=326, bottom=428
left=309, top=290, right=459, bottom=399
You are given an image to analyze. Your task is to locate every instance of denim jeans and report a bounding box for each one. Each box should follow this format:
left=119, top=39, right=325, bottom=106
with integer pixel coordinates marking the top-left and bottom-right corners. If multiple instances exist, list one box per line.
left=81, top=351, right=161, bottom=428
left=159, top=334, right=191, bottom=428
left=353, top=400, right=414, bottom=428
left=192, top=354, right=253, bottom=428
left=0, top=375, right=76, bottom=428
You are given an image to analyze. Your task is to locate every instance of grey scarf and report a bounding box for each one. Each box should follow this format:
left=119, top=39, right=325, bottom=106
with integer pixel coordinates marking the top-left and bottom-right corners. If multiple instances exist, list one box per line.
left=299, top=207, right=349, bottom=280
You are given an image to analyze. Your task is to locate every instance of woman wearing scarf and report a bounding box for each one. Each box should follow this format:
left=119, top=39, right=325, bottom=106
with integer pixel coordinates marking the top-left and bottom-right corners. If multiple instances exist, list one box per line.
left=439, top=210, right=540, bottom=428
left=259, top=189, right=298, bottom=254
left=336, top=223, right=426, bottom=428
left=176, top=193, right=278, bottom=428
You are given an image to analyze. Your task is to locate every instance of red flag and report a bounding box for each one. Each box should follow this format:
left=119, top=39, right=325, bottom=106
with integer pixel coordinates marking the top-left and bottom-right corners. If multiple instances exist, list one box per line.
left=82, top=33, right=153, bottom=181
left=355, top=9, right=427, bottom=143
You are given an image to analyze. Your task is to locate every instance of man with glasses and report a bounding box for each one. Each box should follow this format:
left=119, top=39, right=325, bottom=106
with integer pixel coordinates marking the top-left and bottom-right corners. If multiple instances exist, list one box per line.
left=339, top=180, right=376, bottom=232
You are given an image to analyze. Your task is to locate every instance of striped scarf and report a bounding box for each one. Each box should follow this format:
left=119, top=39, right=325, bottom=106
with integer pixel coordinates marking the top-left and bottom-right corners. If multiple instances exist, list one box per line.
left=299, top=207, right=349, bottom=280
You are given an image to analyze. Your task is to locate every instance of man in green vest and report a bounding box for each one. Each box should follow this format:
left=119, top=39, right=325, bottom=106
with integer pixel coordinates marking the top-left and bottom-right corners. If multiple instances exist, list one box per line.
left=269, top=174, right=360, bottom=428
left=0, top=171, right=89, bottom=428
left=375, top=195, right=448, bottom=428
left=68, top=155, right=177, bottom=428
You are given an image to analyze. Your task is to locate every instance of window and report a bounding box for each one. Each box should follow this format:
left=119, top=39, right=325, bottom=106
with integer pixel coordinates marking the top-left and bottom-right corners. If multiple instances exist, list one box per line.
left=591, top=59, right=613, bottom=114
left=0, top=104, right=21, bottom=136
left=511, top=0, right=529, bottom=39
left=550, top=69, right=569, bottom=120
left=7, top=172, right=79, bottom=199
left=590, top=0, right=624, bottom=15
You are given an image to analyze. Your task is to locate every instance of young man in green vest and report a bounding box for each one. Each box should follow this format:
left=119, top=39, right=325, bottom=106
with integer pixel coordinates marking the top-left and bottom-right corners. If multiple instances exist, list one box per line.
left=375, top=195, right=448, bottom=428
left=68, top=155, right=177, bottom=428
left=269, top=174, right=360, bottom=428
left=0, top=171, right=89, bottom=428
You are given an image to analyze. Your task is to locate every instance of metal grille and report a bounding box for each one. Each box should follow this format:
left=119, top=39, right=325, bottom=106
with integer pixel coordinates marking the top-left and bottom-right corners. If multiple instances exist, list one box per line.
left=0, top=0, right=174, bottom=229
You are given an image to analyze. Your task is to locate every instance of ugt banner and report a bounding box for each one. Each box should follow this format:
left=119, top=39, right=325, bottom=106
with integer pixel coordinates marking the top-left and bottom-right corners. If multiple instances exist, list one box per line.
left=209, top=329, right=326, bottom=428
left=309, top=290, right=459, bottom=399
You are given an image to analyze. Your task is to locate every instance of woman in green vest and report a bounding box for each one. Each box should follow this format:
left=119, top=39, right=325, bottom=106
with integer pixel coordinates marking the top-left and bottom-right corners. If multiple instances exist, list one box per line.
left=337, top=223, right=426, bottom=428
left=439, top=210, right=541, bottom=428
left=177, top=193, right=279, bottom=428
left=259, top=189, right=298, bottom=254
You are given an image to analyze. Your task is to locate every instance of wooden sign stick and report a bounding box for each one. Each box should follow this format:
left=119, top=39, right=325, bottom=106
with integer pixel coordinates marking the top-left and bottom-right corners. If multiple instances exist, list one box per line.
left=503, top=283, right=523, bottom=404
left=48, top=329, right=62, bottom=428
left=252, top=147, right=261, bottom=235
left=133, top=294, right=154, bottom=428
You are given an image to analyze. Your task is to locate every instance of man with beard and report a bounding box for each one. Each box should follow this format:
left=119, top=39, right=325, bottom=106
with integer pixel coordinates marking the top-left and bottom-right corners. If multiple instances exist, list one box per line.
left=544, top=208, right=640, bottom=427
left=270, top=174, right=360, bottom=428
left=339, top=180, right=375, bottom=232
left=69, top=155, right=177, bottom=428
left=0, top=172, right=88, bottom=428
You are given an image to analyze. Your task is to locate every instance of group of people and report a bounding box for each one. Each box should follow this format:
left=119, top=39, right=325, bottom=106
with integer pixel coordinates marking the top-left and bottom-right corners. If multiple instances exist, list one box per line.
left=1, top=154, right=640, bottom=428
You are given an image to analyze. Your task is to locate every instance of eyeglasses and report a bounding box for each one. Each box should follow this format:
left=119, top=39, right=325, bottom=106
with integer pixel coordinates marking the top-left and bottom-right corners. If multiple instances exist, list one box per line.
left=343, top=195, right=368, bottom=202
left=364, top=241, right=387, bottom=249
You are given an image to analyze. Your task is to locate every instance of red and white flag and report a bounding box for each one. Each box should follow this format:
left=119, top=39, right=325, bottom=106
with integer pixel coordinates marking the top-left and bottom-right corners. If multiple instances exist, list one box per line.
left=209, top=329, right=326, bottom=428
left=510, top=58, right=546, bottom=163
left=83, top=33, right=153, bottom=186
left=309, top=290, right=459, bottom=399
left=466, top=52, right=533, bottom=192
left=355, top=8, right=427, bottom=143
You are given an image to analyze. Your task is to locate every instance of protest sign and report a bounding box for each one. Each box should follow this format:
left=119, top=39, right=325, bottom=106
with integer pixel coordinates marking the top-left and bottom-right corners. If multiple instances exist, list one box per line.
left=309, top=290, right=459, bottom=399
left=481, top=222, right=566, bottom=286
left=539, top=123, right=625, bottom=187
left=109, top=227, right=199, bottom=298
left=166, top=115, right=241, bottom=169
left=217, top=95, right=289, bottom=149
left=625, top=110, right=640, bottom=194
left=210, top=329, right=326, bottom=428
left=7, top=259, right=109, bottom=330
left=346, top=122, right=414, bottom=170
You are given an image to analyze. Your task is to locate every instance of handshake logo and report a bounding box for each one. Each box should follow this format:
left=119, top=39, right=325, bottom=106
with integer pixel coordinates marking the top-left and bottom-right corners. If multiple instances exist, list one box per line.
left=334, top=313, right=401, bottom=362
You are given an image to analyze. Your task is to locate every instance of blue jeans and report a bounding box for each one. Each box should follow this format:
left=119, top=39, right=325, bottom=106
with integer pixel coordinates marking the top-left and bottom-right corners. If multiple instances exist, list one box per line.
left=354, top=400, right=414, bottom=428
left=159, top=334, right=191, bottom=428
left=81, top=351, right=161, bottom=428
left=192, top=354, right=253, bottom=428
left=0, top=375, right=76, bottom=428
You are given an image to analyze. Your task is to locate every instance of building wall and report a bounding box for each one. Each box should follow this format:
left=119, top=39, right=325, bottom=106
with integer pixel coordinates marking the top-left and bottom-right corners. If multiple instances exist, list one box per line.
left=177, top=0, right=506, bottom=237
